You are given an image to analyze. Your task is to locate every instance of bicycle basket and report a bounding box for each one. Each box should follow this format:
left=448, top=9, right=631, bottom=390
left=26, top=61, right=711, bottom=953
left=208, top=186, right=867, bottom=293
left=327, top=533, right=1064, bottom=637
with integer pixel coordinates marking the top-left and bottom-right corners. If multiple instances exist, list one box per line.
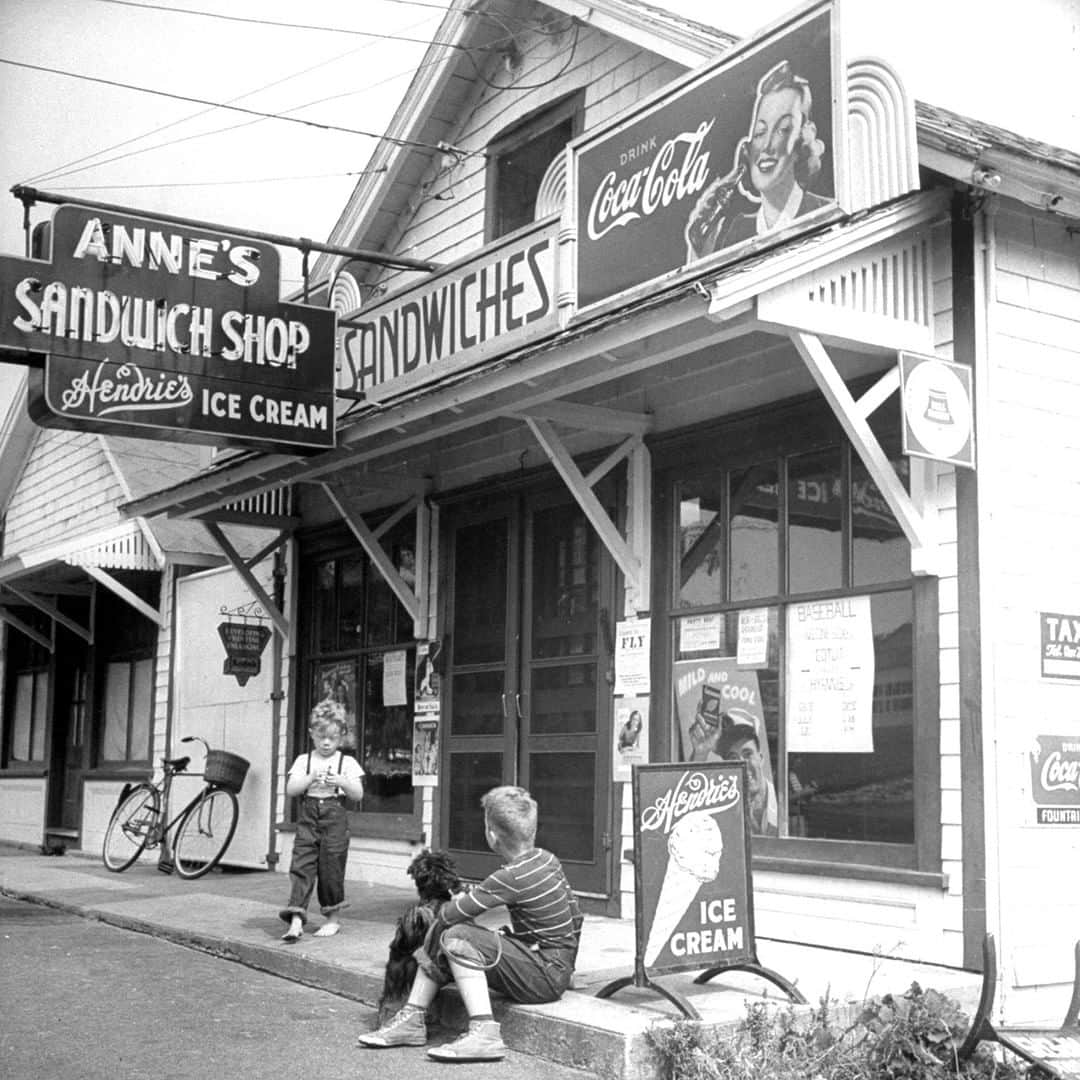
left=203, top=750, right=250, bottom=793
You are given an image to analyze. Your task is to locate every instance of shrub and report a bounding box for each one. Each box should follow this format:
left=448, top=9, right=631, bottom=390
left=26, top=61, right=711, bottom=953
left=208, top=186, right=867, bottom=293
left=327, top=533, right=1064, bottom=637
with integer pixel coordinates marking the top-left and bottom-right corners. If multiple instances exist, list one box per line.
left=645, top=983, right=1031, bottom=1080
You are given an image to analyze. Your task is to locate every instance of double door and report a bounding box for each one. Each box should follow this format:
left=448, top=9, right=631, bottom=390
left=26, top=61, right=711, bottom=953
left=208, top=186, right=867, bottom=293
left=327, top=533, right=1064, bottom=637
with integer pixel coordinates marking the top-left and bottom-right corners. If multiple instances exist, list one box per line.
left=440, top=488, right=617, bottom=896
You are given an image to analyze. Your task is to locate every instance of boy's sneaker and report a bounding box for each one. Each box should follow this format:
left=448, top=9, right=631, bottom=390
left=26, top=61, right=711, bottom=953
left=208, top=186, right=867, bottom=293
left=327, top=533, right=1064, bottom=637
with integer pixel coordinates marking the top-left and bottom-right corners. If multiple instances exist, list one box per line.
left=356, top=1006, right=427, bottom=1048
left=427, top=1020, right=506, bottom=1062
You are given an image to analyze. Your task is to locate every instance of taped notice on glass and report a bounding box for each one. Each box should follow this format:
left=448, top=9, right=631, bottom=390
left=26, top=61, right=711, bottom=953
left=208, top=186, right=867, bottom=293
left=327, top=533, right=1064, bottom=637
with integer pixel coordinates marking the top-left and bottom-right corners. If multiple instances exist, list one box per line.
left=785, top=596, right=874, bottom=752
left=615, top=616, right=651, bottom=695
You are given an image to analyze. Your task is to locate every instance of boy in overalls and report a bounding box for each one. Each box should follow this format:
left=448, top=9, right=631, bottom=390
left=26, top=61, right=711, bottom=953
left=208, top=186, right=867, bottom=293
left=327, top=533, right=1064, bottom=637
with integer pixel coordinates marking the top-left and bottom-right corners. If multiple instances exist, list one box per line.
left=279, top=702, right=364, bottom=942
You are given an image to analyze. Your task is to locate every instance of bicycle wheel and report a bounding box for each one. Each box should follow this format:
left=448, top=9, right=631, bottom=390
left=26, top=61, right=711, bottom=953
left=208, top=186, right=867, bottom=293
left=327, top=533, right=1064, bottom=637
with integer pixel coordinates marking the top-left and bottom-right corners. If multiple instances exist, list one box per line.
left=172, top=787, right=239, bottom=880
left=103, top=785, right=161, bottom=871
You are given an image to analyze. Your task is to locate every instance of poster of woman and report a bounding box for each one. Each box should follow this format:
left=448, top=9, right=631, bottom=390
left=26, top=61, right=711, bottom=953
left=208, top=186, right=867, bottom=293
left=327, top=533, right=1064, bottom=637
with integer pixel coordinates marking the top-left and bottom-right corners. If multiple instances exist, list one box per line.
left=313, top=660, right=357, bottom=750
left=613, top=695, right=649, bottom=781
left=673, top=657, right=778, bottom=837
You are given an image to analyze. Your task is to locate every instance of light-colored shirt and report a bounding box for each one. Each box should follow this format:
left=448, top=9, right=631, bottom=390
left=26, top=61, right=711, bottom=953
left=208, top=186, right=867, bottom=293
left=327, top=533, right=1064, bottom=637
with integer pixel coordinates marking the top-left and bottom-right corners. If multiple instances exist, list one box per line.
left=287, top=751, right=364, bottom=798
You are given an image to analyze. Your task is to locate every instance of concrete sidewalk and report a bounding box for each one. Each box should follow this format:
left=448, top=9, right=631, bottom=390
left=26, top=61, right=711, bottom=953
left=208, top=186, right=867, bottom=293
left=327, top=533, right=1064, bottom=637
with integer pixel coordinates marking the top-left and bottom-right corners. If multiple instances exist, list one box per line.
left=0, top=845, right=982, bottom=1079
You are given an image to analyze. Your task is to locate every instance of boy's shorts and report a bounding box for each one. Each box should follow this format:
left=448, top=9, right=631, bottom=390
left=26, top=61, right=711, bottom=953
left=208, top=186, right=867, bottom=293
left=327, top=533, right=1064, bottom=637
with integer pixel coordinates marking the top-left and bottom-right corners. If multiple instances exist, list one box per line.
left=417, top=922, right=575, bottom=1004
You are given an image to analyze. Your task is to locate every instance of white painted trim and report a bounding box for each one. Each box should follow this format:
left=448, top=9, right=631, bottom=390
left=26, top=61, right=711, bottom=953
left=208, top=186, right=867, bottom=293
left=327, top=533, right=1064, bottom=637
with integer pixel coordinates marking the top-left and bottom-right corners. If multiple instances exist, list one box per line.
left=83, top=565, right=163, bottom=627
left=789, top=331, right=939, bottom=574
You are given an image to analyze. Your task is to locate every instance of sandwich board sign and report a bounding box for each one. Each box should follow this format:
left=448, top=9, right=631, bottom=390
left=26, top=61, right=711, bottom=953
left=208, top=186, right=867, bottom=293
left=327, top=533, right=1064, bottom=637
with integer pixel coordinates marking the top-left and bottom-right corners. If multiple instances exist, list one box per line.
left=595, top=761, right=803, bottom=1018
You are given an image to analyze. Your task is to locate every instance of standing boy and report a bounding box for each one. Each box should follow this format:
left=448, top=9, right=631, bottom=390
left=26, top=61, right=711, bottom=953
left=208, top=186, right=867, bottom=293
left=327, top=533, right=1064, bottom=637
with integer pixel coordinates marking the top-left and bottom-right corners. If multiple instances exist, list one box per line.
left=358, top=785, right=582, bottom=1062
left=279, top=702, right=364, bottom=942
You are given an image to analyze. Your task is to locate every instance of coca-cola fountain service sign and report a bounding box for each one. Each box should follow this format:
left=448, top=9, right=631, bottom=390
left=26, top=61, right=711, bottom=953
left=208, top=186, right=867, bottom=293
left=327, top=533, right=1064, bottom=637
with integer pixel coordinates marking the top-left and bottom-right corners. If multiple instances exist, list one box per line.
left=1029, top=735, right=1080, bottom=825
left=571, top=0, right=841, bottom=310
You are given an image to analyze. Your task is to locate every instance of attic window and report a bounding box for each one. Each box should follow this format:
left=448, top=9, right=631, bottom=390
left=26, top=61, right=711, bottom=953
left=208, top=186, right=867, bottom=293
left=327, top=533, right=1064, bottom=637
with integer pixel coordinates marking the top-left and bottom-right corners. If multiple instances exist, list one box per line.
left=487, top=92, right=582, bottom=241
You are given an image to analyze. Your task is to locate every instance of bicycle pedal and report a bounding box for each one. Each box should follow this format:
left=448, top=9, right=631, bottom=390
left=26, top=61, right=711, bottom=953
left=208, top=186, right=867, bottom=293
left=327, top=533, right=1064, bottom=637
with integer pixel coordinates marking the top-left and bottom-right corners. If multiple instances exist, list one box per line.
left=157, top=861, right=175, bottom=875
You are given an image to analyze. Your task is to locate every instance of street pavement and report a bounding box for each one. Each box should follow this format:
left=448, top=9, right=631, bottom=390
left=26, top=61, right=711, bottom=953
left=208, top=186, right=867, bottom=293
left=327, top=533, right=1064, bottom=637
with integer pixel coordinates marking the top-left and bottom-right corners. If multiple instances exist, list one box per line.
left=0, top=844, right=985, bottom=1080
left=0, top=895, right=594, bottom=1080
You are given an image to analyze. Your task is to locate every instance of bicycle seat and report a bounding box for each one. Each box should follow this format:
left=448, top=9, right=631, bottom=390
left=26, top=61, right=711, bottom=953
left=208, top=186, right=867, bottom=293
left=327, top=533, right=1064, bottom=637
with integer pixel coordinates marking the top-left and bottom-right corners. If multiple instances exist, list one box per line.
left=163, top=756, right=191, bottom=773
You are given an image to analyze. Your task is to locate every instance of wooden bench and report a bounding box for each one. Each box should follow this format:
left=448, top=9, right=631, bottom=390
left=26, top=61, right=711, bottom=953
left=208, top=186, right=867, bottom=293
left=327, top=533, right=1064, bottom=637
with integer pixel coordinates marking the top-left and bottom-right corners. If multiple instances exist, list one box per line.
left=959, top=933, right=1080, bottom=1079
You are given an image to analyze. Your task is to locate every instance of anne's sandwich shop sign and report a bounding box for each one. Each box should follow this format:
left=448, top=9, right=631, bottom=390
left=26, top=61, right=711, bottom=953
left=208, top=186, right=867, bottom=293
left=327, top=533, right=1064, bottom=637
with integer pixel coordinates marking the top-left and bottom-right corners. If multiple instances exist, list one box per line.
left=0, top=205, right=336, bottom=451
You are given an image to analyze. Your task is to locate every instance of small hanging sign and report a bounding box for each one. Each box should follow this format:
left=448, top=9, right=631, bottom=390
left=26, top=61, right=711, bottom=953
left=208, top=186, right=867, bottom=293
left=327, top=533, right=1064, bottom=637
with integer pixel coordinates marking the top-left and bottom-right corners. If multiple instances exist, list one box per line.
left=217, top=603, right=272, bottom=686
left=900, top=352, right=975, bottom=469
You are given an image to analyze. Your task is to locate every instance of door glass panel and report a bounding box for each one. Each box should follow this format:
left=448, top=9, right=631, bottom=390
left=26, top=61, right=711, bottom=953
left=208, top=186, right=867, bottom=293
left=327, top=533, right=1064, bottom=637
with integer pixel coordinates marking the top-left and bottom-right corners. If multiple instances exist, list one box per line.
left=531, top=505, right=598, bottom=659
left=448, top=752, right=503, bottom=851
left=450, top=671, right=505, bottom=736
left=730, top=463, right=779, bottom=601
left=531, top=663, right=597, bottom=734
left=788, top=448, right=842, bottom=594
left=315, top=560, right=336, bottom=652
left=530, top=752, right=595, bottom=862
left=453, top=520, right=508, bottom=665
left=338, top=555, right=365, bottom=650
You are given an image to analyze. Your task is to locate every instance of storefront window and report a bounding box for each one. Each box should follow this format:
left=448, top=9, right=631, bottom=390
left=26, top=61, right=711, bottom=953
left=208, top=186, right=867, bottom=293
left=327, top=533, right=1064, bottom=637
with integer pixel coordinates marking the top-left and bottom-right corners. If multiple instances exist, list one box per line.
left=96, top=574, right=159, bottom=766
left=670, top=430, right=927, bottom=859
left=730, top=462, right=779, bottom=602
left=303, top=517, right=417, bottom=817
left=2, top=608, right=50, bottom=766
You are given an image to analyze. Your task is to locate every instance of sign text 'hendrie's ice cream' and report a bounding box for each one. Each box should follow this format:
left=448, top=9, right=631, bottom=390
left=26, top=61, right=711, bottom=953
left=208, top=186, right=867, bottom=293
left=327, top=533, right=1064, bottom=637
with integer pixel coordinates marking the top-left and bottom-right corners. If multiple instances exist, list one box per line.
left=634, top=763, right=753, bottom=973
left=339, top=219, right=558, bottom=400
left=0, top=204, right=336, bottom=450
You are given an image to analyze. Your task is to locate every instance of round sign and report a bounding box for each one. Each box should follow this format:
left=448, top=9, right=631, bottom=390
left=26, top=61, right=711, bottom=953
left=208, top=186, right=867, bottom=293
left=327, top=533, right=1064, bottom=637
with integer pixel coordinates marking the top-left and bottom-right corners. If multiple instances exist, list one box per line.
left=903, top=358, right=972, bottom=461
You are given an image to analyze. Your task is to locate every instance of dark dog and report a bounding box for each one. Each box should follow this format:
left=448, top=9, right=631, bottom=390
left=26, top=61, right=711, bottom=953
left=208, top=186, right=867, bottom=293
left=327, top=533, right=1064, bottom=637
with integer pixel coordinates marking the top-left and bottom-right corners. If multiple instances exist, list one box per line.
left=376, top=849, right=462, bottom=1023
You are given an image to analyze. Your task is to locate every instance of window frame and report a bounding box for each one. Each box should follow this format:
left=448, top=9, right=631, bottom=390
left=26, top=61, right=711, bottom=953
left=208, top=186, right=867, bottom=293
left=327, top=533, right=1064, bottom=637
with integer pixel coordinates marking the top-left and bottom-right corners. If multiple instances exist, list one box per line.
left=653, top=394, right=941, bottom=877
left=485, top=91, right=584, bottom=243
left=1, top=610, right=52, bottom=771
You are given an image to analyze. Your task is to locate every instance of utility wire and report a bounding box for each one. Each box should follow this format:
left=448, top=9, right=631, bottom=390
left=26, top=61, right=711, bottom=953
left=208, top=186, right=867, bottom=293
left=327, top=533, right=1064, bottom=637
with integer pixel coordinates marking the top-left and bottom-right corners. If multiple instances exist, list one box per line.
left=94, top=0, right=494, bottom=52
left=52, top=168, right=386, bottom=190
left=24, top=12, right=436, bottom=186
left=0, top=58, right=478, bottom=158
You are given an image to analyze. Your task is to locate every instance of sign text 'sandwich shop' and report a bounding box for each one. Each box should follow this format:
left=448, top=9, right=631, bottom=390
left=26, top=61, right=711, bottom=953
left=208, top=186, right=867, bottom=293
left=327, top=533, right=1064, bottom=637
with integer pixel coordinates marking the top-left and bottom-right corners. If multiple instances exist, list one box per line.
left=0, top=205, right=337, bottom=451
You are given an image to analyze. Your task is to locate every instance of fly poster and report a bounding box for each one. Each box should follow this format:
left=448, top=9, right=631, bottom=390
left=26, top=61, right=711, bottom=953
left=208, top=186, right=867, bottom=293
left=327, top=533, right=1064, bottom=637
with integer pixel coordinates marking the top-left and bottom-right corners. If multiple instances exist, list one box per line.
left=634, top=762, right=753, bottom=973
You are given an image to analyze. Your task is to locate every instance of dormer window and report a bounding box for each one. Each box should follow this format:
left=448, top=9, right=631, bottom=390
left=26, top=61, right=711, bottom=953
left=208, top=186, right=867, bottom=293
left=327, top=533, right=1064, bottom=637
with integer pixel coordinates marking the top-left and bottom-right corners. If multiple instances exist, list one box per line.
left=487, top=92, right=582, bottom=241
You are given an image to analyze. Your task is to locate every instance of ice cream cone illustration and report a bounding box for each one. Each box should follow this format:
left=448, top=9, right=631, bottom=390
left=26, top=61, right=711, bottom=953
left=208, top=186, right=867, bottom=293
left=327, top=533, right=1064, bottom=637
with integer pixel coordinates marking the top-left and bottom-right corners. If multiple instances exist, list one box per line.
left=643, top=811, right=723, bottom=967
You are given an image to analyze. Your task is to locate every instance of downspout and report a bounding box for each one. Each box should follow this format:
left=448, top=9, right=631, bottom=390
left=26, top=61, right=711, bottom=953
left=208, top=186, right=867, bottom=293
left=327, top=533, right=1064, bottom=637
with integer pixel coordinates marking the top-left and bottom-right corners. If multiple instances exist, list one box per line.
left=264, top=546, right=287, bottom=869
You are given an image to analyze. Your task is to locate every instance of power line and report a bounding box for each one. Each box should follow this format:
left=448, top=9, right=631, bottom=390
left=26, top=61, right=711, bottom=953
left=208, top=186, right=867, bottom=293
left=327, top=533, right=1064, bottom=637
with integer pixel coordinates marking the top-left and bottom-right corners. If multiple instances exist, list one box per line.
left=24, top=6, right=447, bottom=187
left=93, top=0, right=491, bottom=52
left=50, top=168, right=387, bottom=191
left=0, top=58, right=476, bottom=159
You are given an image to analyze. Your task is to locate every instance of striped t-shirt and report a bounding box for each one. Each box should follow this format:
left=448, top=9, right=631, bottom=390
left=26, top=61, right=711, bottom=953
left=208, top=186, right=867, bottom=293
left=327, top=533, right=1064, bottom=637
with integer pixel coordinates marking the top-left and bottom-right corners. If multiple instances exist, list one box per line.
left=441, top=848, right=582, bottom=953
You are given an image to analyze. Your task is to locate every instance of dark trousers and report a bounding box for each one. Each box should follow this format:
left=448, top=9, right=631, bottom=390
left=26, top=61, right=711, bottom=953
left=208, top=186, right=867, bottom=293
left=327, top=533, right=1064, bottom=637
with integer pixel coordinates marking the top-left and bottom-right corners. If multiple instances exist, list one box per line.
left=278, top=796, right=350, bottom=924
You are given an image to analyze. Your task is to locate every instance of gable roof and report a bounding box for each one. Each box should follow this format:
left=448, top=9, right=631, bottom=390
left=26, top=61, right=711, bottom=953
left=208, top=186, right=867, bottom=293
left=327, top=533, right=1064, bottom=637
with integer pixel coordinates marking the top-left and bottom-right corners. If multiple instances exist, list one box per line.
left=313, top=0, right=734, bottom=287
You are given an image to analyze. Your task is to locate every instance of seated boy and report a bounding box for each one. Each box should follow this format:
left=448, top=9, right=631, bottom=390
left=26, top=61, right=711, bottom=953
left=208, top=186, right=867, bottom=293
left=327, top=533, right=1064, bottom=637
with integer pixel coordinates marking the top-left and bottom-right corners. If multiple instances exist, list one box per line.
left=358, top=785, right=582, bottom=1062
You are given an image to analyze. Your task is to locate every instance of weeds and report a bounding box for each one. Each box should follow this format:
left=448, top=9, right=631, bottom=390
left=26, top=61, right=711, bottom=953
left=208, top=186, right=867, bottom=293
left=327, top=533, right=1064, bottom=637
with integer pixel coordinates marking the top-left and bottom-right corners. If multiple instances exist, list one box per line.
left=646, top=983, right=1031, bottom=1080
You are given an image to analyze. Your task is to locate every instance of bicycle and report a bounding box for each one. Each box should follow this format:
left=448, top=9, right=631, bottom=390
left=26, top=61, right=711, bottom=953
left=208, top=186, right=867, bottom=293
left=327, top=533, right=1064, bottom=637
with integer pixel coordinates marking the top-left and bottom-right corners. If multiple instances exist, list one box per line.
left=102, top=736, right=250, bottom=880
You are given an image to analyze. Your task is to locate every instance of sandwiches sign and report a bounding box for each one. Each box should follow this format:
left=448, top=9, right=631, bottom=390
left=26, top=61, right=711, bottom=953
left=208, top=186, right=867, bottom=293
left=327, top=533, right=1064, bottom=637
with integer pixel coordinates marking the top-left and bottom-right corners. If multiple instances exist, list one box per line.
left=0, top=204, right=336, bottom=451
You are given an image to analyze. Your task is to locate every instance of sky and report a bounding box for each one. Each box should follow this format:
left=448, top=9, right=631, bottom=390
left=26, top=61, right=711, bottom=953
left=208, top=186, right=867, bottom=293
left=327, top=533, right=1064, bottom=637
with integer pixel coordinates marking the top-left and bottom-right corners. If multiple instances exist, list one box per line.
left=1, top=0, right=1078, bottom=426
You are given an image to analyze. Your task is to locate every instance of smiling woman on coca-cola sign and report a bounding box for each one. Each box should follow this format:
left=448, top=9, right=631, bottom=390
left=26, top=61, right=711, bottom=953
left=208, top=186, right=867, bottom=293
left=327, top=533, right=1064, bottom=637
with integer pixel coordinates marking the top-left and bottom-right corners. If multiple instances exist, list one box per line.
left=684, top=59, right=829, bottom=263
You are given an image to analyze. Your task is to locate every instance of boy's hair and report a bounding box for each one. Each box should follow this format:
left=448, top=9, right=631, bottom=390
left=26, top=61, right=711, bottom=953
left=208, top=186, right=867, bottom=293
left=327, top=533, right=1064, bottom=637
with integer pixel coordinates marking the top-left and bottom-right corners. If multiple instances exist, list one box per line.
left=481, top=786, right=537, bottom=848
left=309, top=700, right=346, bottom=735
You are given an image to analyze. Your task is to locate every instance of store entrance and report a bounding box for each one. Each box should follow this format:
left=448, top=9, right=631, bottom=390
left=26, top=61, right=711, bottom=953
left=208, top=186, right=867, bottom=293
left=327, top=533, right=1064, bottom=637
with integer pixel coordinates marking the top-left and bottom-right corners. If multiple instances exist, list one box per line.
left=440, top=487, right=616, bottom=897
left=47, top=630, right=89, bottom=840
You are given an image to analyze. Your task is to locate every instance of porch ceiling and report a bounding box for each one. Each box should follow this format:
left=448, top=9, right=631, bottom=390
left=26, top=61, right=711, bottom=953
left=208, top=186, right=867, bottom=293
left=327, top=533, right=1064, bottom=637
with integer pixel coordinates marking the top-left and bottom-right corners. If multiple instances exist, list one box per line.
left=120, top=190, right=946, bottom=523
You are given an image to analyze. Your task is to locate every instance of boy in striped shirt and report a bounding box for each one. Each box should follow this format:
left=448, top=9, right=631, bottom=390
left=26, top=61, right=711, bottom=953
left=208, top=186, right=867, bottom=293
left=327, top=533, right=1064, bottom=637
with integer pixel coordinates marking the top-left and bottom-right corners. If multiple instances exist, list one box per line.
left=358, top=785, right=582, bottom=1062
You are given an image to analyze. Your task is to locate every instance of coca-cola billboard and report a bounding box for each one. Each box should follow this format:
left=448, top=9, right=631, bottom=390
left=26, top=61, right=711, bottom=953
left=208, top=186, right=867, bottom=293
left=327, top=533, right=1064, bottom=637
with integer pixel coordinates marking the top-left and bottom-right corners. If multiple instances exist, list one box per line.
left=572, top=0, right=842, bottom=310
left=1029, top=735, right=1080, bottom=825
